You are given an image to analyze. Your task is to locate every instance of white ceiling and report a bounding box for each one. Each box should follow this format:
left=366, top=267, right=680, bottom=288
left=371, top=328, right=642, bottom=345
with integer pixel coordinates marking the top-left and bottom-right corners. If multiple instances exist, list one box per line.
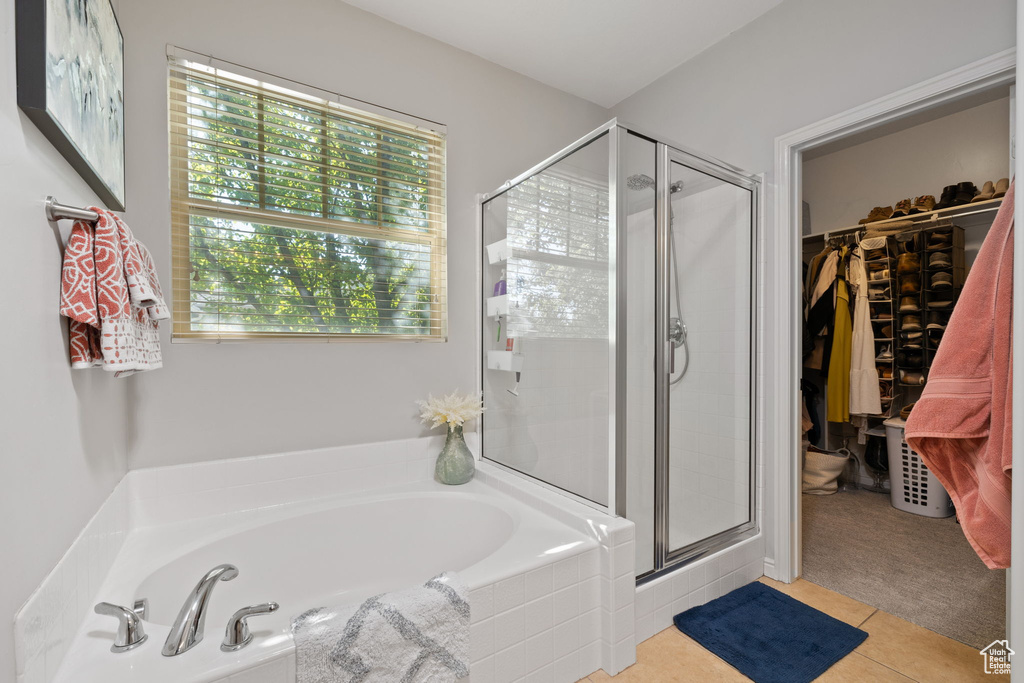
left=339, top=0, right=784, bottom=108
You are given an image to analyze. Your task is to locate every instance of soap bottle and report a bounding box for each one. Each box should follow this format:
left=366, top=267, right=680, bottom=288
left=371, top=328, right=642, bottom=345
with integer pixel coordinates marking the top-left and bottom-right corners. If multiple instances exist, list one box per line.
left=493, top=268, right=507, bottom=296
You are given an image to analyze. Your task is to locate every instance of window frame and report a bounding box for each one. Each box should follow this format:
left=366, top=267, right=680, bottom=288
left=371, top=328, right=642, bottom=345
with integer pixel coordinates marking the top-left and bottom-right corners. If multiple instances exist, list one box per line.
left=168, top=54, right=447, bottom=343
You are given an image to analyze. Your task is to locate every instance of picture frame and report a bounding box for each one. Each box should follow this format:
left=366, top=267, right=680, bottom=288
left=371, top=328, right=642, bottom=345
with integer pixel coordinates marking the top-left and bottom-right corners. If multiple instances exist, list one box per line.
left=16, top=0, right=126, bottom=211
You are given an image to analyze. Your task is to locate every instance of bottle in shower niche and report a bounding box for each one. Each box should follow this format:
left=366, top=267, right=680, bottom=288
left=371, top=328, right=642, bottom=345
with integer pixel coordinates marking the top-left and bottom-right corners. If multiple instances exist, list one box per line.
left=493, top=268, right=507, bottom=296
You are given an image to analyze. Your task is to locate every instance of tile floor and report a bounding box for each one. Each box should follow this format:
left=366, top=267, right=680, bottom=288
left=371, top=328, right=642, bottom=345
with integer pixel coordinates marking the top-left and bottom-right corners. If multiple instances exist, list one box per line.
left=578, top=577, right=1008, bottom=682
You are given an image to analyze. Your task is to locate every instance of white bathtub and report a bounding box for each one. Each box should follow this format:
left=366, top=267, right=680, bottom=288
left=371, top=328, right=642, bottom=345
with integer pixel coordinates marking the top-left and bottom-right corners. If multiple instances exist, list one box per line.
left=56, top=470, right=613, bottom=683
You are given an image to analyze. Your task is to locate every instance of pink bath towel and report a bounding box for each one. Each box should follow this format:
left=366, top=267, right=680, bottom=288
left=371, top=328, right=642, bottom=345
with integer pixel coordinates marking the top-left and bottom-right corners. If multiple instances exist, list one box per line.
left=59, top=208, right=167, bottom=377
left=904, top=181, right=1014, bottom=569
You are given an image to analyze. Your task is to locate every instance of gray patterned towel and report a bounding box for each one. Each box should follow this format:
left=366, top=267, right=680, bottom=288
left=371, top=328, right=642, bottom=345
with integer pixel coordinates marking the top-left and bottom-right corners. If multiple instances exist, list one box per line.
left=292, top=573, right=470, bottom=683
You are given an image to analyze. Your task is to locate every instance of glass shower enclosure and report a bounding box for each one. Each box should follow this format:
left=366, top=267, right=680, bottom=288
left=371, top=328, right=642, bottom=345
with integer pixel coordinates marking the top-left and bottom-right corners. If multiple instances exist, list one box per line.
left=480, top=121, right=759, bottom=581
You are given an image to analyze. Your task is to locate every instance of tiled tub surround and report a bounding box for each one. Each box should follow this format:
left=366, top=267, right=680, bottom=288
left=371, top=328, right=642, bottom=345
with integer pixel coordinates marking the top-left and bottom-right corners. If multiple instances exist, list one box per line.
left=14, top=481, right=131, bottom=683
left=17, top=434, right=635, bottom=683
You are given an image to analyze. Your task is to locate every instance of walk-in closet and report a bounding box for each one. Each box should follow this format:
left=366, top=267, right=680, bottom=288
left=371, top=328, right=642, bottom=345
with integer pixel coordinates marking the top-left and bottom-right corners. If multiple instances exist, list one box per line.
left=799, top=88, right=1012, bottom=649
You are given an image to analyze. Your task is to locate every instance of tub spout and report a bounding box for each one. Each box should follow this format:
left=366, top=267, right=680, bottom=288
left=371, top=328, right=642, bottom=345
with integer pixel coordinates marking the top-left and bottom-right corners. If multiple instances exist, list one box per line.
left=162, top=563, right=239, bottom=656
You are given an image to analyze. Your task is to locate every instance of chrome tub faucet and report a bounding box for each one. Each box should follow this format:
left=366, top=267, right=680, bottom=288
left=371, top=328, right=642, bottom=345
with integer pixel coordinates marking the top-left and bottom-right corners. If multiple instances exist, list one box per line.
left=162, top=564, right=238, bottom=656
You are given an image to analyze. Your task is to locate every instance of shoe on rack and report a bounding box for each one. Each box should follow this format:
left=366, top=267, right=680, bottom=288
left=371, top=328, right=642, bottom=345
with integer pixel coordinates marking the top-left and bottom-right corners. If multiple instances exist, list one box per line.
left=897, top=350, right=923, bottom=368
left=928, top=329, right=944, bottom=347
left=900, top=370, right=926, bottom=385
left=934, top=185, right=958, bottom=210
left=910, top=195, right=936, bottom=213
left=994, top=178, right=1010, bottom=198
left=876, top=344, right=893, bottom=361
left=877, top=365, right=893, bottom=379
left=859, top=206, right=895, bottom=224
left=901, top=314, right=922, bottom=331
left=900, top=274, right=921, bottom=294
left=869, top=285, right=891, bottom=300
left=927, top=234, right=952, bottom=251
left=865, top=248, right=887, bottom=260
left=926, top=311, right=948, bottom=330
left=874, top=311, right=893, bottom=320
left=899, top=295, right=920, bottom=312
left=930, top=271, right=953, bottom=291
left=897, top=253, right=920, bottom=274
left=929, top=251, right=952, bottom=268
left=973, top=180, right=995, bottom=202
left=891, top=198, right=913, bottom=218
left=928, top=296, right=954, bottom=310
left=900, top=402, right=917, bottom=419
left=953, top=181, right=978, bottom=206
left=870, top=268, right=891, bottom=281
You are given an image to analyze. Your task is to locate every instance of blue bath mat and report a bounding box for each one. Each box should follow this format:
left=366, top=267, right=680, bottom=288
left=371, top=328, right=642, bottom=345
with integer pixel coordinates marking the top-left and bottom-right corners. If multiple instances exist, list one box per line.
left=673, top=582, right=867, bottom=683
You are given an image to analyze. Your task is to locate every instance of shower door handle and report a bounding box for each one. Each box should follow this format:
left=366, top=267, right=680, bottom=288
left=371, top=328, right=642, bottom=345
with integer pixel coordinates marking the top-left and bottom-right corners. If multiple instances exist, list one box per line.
left=668, top=341, right=675, bottom=375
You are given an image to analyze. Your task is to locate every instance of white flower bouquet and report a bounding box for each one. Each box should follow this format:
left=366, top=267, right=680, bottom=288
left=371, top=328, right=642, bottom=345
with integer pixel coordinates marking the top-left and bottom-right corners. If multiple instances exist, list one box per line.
left=417, top=391, right=485, bottom=431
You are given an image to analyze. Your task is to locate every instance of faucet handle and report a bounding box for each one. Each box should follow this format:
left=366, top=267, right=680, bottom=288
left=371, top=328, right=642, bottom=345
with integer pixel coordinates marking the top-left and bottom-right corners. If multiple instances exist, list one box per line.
left=132, top=598, right=149, bottom=621
left=221, top=602, right=279, bottom=652
left=94, top=602, right=148, bottom=653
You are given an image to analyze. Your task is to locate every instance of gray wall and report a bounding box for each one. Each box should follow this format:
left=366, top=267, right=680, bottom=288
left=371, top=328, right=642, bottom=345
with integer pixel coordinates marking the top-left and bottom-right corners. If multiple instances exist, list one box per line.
left=0, top=0, right=129, bottom=679
left=117, top=0, right=608, bottom=468
left=803, top=96, right=1011, bottom=233
left=612, top=0, right=1016, bottom=566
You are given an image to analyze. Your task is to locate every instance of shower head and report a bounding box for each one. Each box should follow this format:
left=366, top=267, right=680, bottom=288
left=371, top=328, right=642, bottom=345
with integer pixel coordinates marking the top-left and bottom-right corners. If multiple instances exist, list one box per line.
left=626, top=173, right=655, bottom=191
left=625, top=173, right=684, bottom=194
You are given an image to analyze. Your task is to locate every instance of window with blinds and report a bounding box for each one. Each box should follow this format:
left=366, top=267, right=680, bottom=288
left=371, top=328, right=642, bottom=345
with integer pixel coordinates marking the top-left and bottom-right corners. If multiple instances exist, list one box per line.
left=505, top=169, right=610, bottom=339
left=168, top=58, right=447, bottom=341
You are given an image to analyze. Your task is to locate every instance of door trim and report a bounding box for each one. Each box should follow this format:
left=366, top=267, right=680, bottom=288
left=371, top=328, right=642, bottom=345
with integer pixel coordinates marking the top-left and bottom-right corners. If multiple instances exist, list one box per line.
left=771, top=48, right=1016, bottom=584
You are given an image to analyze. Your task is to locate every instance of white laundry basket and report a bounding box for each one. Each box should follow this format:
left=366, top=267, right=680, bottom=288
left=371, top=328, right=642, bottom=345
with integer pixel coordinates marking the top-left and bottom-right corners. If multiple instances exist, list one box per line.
left=883, top=418, right=955, bottom=518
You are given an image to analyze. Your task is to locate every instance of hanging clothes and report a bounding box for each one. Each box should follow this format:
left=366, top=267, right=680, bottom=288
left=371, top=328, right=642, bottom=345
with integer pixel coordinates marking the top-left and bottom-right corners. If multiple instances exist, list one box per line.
left=805, top=249, right=838, bottom=371
left=826, top=247, right=852, bottom=422
left=905, top=180, right=1014, bottom=569
left=848, top=245, right=882, bottom=415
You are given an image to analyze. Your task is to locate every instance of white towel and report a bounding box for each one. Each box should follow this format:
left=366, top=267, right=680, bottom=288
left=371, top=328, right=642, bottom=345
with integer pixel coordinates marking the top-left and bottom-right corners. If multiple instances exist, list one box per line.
left=292, top=573, right=470, bottom=683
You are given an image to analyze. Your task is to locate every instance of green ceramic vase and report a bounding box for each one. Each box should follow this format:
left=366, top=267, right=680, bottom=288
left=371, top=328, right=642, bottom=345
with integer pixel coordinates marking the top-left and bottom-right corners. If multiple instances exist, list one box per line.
left=435, top=424, right=475, bottom=485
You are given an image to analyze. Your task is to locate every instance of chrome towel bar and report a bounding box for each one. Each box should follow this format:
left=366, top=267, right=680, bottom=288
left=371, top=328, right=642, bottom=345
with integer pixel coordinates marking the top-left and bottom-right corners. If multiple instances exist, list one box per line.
left=45, top=196, right=100, bottom=222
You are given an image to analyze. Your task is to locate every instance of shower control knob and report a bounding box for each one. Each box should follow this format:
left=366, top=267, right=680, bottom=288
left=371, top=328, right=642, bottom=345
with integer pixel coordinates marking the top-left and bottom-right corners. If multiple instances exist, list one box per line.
left=94, top=602, right=148, bottom=653
left=221, top=602, right=279, bottom=651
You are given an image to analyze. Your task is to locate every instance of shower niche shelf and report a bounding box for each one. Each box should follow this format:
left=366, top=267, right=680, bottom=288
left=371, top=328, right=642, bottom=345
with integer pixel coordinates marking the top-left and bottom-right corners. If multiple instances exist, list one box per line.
left=486, top=294, right=509, bottom=318
left=487, top=350, right=524, bottom=372
left=486, top=239, right=509, bottom=264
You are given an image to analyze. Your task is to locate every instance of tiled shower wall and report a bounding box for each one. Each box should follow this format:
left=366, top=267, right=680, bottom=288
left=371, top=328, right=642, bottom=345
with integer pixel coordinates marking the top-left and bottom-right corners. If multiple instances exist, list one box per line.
left=626, top=182, right=756, bottom=570
left=482, top=338, right=609, bottom=505
left=668, top=184, right=753, bottom=549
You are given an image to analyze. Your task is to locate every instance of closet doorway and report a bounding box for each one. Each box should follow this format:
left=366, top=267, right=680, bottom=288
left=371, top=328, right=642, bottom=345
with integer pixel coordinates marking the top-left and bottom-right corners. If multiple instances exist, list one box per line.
left=774, top=49, right=1016, bottom=654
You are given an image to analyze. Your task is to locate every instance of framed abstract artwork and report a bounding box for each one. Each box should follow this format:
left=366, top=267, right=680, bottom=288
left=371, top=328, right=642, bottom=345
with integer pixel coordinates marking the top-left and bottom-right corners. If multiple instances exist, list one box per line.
left=16, top=0, right=125, bottom=211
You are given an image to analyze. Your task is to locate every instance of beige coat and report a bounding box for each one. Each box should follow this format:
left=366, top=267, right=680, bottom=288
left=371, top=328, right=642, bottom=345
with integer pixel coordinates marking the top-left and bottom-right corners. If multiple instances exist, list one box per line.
left=849, top=246, right=882, bottom=415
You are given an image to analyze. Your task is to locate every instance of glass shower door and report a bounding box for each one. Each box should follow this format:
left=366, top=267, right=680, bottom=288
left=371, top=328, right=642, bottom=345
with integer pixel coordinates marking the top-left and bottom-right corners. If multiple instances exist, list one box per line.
left=661, top=152, right=756, bottom=562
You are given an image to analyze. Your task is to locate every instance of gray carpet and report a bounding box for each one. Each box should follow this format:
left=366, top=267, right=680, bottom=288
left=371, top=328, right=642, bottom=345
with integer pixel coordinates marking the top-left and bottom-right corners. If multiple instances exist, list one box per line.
left=802, top=488, right=1005, bottom=649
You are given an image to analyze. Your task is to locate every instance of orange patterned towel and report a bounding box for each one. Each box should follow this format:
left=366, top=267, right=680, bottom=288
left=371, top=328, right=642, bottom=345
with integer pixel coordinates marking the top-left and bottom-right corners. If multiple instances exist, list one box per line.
left=59, top=208, right=168, bottom=377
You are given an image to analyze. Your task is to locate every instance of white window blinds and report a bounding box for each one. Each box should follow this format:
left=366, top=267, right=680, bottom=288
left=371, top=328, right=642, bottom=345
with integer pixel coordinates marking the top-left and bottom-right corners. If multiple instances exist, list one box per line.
left=505, top=170, right=610, bottom=339
left=168, top=58, right=447, bottom=341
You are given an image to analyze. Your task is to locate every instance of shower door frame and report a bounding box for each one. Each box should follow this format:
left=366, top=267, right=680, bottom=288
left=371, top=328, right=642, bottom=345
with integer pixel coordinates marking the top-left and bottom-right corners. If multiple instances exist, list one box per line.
left=644, top=141, right=762, bottom=581
left=477, top=119, right=762, bottom=578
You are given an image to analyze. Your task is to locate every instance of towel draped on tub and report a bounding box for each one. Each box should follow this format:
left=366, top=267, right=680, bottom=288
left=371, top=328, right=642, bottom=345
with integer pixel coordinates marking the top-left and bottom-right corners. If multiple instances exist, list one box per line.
left=59, top=208, right=168, bottom=377
left=904, top=180, right=1014, bottom=569
left=292, top=572, right=470, bottom=683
